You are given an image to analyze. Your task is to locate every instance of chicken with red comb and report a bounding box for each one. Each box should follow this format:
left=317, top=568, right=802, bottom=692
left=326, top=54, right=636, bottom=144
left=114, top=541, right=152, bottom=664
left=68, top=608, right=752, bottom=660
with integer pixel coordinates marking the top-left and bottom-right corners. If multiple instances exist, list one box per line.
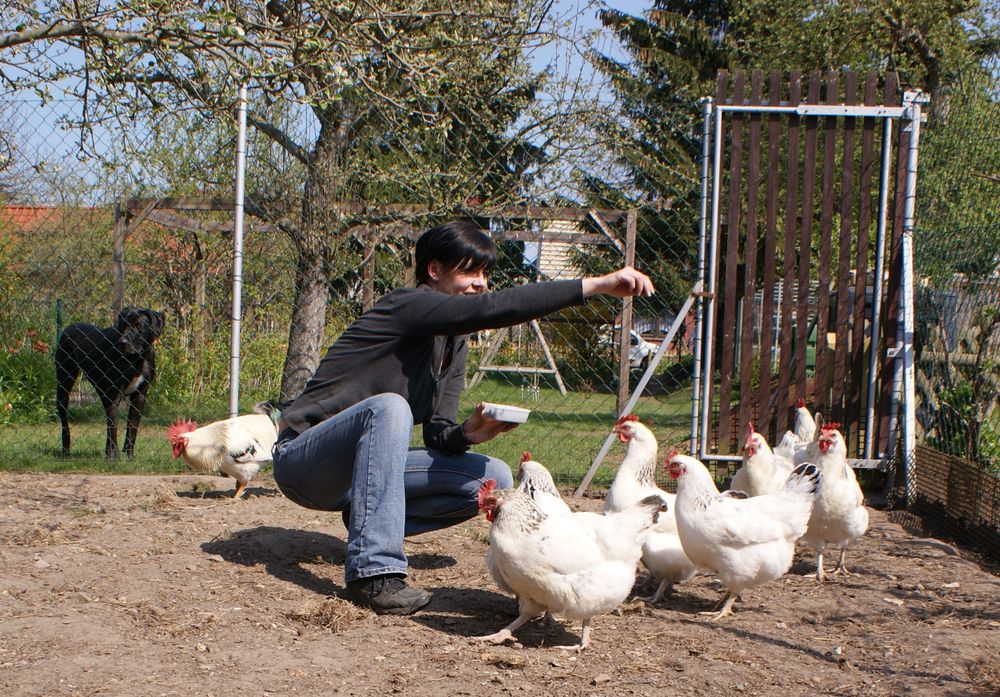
left=730, top=421, right=792, bottom=497
left=479, top=478, right=664, bottom=650
left=167, top=402, right=280, bottom=499
left=793, top=400, right=818, bottom=442
left=802, top=424, right=869, bottom=581
left=663, top=450, right=819, bottom=619
left=605, top=420, right=695, bottom=604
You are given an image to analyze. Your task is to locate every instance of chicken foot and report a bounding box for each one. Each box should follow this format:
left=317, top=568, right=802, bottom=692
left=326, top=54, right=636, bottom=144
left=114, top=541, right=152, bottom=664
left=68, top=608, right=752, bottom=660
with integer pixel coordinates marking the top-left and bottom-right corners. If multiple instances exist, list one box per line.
left=814, top=551, right=826, bottom=582
left=832, top=548, right=851, bottom=575
left=477, top=612, right=533, bottom=645
left=551, top=619, right=590, bottom=652
left=637, top=578, right=672, bottom=604
left=699, top=592, right=737, bottom=620
left=232, top=481, right=248, bottom=499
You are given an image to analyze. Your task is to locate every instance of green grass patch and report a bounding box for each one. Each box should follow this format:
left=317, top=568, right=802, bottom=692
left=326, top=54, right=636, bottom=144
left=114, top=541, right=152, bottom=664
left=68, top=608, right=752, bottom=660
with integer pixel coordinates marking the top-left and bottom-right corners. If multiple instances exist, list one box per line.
left=1, top=377, right=695, bottom=490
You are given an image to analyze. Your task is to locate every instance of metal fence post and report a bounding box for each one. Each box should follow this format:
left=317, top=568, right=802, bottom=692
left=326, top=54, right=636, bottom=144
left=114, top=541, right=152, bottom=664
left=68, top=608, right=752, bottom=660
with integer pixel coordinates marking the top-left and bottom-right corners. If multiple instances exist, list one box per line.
left=690, top=97, right=713, bottom=455
left=900, top=90, right=927, bottom=507
left=229, top=85, right=248, bottom=418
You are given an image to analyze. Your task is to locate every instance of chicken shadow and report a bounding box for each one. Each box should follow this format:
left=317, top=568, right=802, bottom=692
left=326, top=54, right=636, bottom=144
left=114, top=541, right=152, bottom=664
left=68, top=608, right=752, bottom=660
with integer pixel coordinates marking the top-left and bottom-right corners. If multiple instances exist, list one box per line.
left=176, top=485, right=281, bottom=500
left=201, top=526, right=346, bottom=597
left=678, top=616, right=971, bottom=689
left=410, top=586, right=582, bottom=647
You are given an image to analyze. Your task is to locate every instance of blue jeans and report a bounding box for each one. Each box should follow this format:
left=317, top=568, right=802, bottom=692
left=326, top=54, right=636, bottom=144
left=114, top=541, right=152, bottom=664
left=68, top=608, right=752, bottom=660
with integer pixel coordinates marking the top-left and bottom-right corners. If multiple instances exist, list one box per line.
left=272, top=393, right=513, bottom=583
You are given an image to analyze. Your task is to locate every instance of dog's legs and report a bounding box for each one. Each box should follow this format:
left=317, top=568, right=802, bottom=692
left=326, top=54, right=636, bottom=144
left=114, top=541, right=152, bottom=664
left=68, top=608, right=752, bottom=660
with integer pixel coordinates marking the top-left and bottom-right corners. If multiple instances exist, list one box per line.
left=54, top=345, right=79, bottom=456
left=100, top=393, right=121, bottom=460
left=123, top=387, right=149, bottom=460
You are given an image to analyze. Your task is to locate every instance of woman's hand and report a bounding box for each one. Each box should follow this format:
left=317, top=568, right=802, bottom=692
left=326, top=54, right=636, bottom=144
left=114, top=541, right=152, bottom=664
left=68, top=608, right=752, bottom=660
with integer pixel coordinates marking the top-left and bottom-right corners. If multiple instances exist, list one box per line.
left=581, top=266, right=655, bottom=299
left=461, top=402, right=520, bottom=444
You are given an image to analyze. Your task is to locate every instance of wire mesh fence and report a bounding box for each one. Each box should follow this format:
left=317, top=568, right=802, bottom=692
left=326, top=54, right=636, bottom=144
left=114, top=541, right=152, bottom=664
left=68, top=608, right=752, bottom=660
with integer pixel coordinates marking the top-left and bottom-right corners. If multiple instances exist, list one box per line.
left=2, top=38, right=997, bottom=543
left=0, top=77, right=704, bottom=490
left=909, top=55, right=1000, bottom=555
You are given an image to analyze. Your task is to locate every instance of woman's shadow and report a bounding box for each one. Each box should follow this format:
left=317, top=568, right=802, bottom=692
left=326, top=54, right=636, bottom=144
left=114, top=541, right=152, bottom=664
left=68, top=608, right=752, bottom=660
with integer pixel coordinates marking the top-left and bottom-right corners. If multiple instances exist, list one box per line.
left=202, top=526, right=348, bottom=597
left=201, top=527, right=460, bottom=598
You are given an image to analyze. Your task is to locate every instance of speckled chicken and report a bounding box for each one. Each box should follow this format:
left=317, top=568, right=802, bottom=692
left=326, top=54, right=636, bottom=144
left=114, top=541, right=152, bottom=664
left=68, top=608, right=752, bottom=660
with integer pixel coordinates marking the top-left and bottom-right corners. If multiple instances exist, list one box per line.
left=477, top=478, right=665, bottom=651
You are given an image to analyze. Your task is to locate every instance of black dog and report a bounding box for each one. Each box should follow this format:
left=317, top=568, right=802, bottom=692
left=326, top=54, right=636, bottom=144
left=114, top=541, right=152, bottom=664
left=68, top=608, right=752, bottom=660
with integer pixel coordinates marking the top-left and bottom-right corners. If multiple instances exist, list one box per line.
left=55, top=307, right=166, bottom=459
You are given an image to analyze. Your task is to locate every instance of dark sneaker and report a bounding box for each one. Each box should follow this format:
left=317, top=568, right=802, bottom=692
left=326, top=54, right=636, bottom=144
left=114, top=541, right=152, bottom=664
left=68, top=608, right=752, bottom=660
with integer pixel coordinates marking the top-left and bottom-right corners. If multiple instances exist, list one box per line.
left=345, top=575, right=432, bottom=615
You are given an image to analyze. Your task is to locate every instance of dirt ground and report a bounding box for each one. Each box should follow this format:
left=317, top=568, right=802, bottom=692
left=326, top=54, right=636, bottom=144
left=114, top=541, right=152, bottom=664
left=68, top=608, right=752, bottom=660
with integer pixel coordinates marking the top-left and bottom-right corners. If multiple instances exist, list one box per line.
left=1, top=471, right=998, bottom=697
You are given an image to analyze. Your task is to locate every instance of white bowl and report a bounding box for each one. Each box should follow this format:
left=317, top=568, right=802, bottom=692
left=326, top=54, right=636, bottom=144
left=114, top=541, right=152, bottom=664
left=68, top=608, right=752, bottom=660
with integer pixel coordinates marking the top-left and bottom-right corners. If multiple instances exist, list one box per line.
left=481, top=402, right=531, bottom=424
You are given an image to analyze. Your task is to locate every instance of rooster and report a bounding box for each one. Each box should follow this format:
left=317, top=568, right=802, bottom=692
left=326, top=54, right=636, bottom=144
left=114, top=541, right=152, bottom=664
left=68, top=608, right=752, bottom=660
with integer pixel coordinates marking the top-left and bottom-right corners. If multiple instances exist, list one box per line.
left=801, top=423, right=869, bottom=581
left=477, top=479, right=665, bottom=651
left=605, top=414, right=696, bottom=603
left=666, top=451, right=820, bottom=620
left=730, top=422, right=793, bottom=497
left=168, top=401, right=280, bottom=499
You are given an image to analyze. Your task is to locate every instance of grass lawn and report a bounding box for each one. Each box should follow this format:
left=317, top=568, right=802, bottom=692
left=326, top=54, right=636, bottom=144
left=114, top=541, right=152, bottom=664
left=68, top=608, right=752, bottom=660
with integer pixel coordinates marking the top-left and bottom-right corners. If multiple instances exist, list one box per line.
left=1, top=377, right=696, bottom=491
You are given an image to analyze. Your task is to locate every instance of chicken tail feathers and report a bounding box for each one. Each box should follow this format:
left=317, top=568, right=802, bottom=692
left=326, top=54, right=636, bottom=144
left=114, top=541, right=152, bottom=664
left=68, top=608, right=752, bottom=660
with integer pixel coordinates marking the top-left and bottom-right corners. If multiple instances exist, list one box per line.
left=252, top=400, right=282, bottom=423
left=639, top=493, right=669, bottom=520
left=167, top=419, right=198, bottom=445
left=783, top=463, right=821, bottom=497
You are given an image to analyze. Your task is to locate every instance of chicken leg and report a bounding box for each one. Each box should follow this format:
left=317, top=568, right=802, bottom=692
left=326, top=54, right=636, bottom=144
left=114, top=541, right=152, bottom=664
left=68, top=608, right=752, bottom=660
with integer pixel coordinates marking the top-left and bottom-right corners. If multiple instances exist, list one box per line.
left=552, top=619, right=591, bottom=652
left=815, top=551, right=826, bottom=582
left=477, top=611, right=533, bottom=645
left=637, top=578, right=673, bottom=605
left=699, top=591, right=737, bottom=620
left=833, top=548, right=851, bottom=575
left=232, top=481, right=248, bottom=499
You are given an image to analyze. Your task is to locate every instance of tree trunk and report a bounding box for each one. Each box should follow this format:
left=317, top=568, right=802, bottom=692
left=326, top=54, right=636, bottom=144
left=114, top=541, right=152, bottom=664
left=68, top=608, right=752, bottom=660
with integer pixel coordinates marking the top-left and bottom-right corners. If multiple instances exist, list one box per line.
left=277, top=112, right=351, bottom=403
left=279, top=251, right=330, bottom=402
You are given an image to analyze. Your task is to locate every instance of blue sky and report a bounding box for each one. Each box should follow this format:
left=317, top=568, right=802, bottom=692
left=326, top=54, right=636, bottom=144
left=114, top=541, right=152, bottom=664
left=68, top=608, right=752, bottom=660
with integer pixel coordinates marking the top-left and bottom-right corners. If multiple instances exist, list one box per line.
left=7, top=1, right=654, bottom=204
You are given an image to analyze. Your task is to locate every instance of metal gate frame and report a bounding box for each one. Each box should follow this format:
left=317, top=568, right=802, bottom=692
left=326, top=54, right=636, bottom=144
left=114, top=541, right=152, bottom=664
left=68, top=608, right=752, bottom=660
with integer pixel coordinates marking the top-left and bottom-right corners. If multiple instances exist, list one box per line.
left=689, top=76, right=926, bottom=505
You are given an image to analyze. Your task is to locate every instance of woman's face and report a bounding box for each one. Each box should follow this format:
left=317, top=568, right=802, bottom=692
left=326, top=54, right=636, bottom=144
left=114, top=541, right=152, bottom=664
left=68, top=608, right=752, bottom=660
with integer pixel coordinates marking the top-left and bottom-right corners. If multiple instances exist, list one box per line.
left=426, top=261, right=489, bottom=295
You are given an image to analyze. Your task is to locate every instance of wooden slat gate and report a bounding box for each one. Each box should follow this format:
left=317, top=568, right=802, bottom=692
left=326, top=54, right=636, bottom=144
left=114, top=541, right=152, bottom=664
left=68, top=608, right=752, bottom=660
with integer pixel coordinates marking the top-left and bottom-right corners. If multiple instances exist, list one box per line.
left=690, top=69, right=924, bottom=481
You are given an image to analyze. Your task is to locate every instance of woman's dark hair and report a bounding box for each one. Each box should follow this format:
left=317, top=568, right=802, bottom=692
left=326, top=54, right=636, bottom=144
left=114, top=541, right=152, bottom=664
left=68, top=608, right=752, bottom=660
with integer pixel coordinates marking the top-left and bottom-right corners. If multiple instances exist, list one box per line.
left=414, top=221, right=496, bottom=285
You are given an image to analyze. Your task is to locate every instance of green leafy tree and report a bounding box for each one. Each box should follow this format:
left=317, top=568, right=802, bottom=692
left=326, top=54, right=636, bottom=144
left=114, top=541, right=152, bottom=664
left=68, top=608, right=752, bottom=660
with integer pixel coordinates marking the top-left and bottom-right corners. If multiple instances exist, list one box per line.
left=2, top=1, right=562, bottom=400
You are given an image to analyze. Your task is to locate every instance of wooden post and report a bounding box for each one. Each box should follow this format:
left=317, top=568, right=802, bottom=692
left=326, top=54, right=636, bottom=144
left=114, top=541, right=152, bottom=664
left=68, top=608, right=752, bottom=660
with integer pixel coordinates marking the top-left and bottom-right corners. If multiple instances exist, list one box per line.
left=616, top=210, right=637, bottom=414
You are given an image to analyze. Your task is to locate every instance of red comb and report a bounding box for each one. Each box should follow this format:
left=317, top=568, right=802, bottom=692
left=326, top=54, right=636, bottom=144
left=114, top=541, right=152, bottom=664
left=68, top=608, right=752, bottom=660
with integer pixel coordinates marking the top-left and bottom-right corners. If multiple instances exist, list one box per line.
left=615, top=414, right=640, bottom=426
left=667, top=448, right=680, bottom=460
left=477, top=479, right=498, bottom=509
left=521, top=451, right=532, bottom=463
left=821, top=422, right=842, bottom=432
left=796, top=398, right=807, bottom=408
left=167, top=418, right=197, bottom=444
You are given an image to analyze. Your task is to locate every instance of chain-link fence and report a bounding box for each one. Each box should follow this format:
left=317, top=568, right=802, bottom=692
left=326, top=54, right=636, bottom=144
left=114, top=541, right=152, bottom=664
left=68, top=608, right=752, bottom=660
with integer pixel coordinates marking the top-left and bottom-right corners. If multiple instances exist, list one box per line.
left=2, top=34, right=997, bottom=548
left=910, top=56, right=1000, bottom=557
left=0, top=70, right=703, bottom=489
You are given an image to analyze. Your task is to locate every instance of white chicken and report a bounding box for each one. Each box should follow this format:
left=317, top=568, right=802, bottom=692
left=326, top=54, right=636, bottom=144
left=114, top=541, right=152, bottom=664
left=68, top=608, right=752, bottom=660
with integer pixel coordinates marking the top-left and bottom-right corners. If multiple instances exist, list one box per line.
left=774, top=409, right=823, bottom=466
left=517, top=451, right=571, bottom=518
left=605, top=414, right=697, bottom=603
left=666, top=451, right=820, bottom=620
left=793, top=398, right=818, bottom=442
left=486, top=453, right=571, bottom=602
left=477, top=479, right=665, bottom=651
left=801, top=423, right=869, bottom=581
left=729, top=422, right=793, bottom=497
left=168, top=402, right=280, bottom=499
